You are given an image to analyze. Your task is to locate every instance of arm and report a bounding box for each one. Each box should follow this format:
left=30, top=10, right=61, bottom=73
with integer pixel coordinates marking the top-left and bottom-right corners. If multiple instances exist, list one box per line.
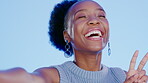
left=0, top=67, right=45, bottom=83
left=124, top=50, right=148, bottom=83
left=33, top=67, right=60, bottom=83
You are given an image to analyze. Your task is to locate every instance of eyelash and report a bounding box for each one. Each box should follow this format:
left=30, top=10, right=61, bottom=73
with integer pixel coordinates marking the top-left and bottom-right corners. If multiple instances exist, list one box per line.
left=78, top=16, right=86, bottom=19
left=98, top=15, right=106, bottom=18
left=77, top=15, right=106, bottom=19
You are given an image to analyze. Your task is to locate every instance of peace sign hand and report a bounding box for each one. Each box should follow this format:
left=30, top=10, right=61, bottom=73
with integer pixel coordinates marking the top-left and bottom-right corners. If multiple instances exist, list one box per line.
left=124, top=50, right=148, bottom=83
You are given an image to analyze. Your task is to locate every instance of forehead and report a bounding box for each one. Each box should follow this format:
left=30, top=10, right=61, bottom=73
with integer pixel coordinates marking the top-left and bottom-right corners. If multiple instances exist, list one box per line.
left=69, top=0, right=104, bottom=14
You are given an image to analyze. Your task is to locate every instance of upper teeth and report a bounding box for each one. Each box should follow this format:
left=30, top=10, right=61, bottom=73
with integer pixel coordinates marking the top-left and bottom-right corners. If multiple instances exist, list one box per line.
left=85, top=30, right=102, bottom=37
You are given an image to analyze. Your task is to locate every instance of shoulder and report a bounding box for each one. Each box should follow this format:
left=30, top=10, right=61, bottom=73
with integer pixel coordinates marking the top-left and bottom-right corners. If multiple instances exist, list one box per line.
left=109, top=67, right=126, bottom=82
left=109, top=67, right=126, bottom=74
left=33, top=61, right=70, bottom=83
left=109, top=67, right=126, bottom=76
left=33, top=67, right=60, bottom=83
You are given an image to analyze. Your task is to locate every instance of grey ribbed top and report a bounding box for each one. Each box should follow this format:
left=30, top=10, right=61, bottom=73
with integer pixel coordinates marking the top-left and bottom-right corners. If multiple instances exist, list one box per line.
left=53, top=61, right=126, bottom=83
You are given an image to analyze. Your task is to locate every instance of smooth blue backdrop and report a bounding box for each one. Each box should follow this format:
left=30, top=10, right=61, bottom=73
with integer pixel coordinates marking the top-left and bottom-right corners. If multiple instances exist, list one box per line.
left=0, top=0, right=147, bottom=73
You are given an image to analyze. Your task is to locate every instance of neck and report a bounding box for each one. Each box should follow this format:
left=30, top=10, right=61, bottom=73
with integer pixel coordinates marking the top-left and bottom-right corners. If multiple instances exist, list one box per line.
left=74, top=52, right=102, bottom=71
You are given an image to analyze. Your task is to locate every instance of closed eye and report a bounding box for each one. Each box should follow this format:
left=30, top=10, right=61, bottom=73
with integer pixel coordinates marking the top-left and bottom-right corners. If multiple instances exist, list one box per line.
left=98, top=15, right=106, bottom=18
left=78, top=16, right=86, bottom=19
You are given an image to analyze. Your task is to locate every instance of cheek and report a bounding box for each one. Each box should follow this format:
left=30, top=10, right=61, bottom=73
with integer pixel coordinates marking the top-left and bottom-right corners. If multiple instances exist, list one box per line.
left=102, top=19, right=109, bottom=35
left=105, top=21, right=110, bottom=38
left=101, top=20, right=109, bottom=46
left=103, top=19, right=109, bottom=29
left=73, top=24, right=82, bottom=39
left=67, top=23, right=81, bottom=41
left=73, top=20, right=85, bottom=34
left=71, top=21, right=85, bottom=44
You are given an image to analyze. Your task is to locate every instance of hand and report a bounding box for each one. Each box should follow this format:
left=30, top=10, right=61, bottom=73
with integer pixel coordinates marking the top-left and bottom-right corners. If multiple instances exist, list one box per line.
left=124, top=50, right=148, bottom=83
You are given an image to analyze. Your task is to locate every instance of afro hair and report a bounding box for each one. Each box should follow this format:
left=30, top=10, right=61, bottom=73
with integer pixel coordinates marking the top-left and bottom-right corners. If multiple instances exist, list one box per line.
left=48, top=0, right=78, bottom=56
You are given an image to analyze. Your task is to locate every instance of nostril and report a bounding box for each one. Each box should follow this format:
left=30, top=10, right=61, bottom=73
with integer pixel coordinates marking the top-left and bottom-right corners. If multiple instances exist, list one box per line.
left=88, top=18, right=100, bottom=25
left=89, top=23, right=94, bottom=24
left=96, top=22, right=100, bottom=24
left=88, top=21, right=100, bottom=25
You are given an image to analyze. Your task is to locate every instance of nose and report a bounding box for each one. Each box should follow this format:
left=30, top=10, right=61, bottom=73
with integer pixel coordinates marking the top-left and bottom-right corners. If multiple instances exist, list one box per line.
left=88, top=17, right=100, bottom=25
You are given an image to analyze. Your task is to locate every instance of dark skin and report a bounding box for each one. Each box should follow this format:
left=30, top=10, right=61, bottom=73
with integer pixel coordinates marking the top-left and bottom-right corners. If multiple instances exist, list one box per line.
left=124, top=50, right=148, bottom=83
left=0, top=0, right=147, bottom=83
left=0, top=51, right=147, bottom=83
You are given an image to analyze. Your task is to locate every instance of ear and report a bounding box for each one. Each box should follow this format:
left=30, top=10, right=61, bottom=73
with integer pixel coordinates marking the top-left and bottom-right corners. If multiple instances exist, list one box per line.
left=63, top=30, right=71, bottom=43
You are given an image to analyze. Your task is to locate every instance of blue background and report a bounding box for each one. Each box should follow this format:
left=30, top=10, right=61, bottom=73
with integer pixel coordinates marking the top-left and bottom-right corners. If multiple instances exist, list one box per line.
left=0, top=0, right=147, bottom=74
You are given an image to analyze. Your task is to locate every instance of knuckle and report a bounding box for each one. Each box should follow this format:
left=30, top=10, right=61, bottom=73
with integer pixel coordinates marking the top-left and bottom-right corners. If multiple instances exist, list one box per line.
left=140, top=61, right=145, bottom=66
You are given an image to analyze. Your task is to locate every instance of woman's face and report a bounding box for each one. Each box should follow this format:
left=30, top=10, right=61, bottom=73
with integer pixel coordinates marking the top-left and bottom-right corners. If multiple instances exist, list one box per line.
left=66, top=0, right=109, bottom=54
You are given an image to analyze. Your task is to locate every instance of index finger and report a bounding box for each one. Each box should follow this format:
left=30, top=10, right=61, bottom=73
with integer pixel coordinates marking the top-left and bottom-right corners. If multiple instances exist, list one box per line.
left=137, top=52, right=148, bottom=71
left=129, top=50, right=139, bottom=71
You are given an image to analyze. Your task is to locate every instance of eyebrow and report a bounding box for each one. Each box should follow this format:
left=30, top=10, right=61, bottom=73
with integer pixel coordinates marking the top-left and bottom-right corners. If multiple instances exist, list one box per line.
left=74, top=8, right=106, bottom=16
left=97, top=8, right=106, bottom=13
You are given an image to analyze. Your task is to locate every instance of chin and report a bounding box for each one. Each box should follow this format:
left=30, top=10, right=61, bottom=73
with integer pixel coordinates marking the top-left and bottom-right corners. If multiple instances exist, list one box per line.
left=89, top=46, right=104, bottom=52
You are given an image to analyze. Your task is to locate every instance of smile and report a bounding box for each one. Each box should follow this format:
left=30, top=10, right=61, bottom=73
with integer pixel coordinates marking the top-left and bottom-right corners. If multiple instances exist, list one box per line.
left=84, top=29, right=103, bottom=40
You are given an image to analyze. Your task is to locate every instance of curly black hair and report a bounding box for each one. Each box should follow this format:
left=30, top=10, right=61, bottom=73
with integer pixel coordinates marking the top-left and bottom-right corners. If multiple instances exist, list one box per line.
left=48, top=0, right=78, bottom=56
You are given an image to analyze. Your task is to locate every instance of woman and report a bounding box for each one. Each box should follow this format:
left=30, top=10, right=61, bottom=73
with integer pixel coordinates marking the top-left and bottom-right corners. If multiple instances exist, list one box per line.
left=0, top=0, right=147, bottom=83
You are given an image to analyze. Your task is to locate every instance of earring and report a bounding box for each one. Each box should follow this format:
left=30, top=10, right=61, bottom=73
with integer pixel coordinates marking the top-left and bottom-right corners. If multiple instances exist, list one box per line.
left=108, top=42, right=111, bottom=56
left=64, top=40, right=72, bottom=58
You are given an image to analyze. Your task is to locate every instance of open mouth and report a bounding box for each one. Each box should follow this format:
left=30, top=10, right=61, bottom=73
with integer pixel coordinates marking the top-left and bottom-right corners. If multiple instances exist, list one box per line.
left=84, top=30, right=103, bottom=40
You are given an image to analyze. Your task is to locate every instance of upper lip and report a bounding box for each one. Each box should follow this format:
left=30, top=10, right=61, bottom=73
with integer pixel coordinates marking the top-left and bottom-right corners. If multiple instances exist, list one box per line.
left=84, top=28, right=104, bottom=37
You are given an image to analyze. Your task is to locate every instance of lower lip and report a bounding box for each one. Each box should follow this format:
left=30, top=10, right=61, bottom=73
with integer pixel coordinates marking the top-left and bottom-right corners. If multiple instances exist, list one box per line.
left=85, top=36, right=103, bottom=41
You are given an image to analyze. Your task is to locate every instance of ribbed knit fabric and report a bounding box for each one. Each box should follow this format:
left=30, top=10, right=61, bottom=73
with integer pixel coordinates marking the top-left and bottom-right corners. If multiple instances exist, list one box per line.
left=52, top=61, right=126, bottom=83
